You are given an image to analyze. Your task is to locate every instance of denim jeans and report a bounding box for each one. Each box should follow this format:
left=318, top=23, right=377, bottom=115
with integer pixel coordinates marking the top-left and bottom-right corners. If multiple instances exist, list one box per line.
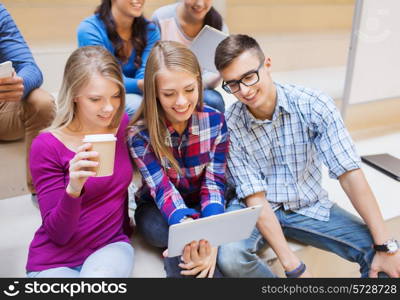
left=135, top=201, right=224, bottom=278
left=125, top=93, right=143, bottom=119
left=203, top=89, right=225, bottom=113
left=27, top=241, right=134, bottom=278
left=217, top=201, right=378, bottom=278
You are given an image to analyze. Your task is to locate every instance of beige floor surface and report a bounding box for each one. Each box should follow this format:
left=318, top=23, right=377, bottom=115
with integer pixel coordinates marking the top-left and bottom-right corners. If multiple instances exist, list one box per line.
left=1, top=132, right=399, bottom=278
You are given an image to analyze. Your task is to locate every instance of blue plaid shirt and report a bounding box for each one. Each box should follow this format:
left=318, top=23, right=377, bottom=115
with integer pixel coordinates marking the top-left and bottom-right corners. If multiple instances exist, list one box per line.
left=225, top=83, right=361, bottom=221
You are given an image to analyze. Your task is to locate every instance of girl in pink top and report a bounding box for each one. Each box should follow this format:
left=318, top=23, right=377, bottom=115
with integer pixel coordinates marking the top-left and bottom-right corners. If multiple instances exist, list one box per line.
left=26, top=46, right=134, bottom=277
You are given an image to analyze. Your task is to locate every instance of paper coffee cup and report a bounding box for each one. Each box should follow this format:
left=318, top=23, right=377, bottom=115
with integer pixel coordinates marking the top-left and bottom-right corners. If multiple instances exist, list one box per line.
left=82, top=134, right=117, bottom=177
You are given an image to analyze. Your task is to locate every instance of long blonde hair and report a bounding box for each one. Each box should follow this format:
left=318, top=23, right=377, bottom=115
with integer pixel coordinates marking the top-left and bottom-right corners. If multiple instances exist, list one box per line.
left=47, top=46, right=126, bottom=131
left=130, top=40, right=203, bottom=172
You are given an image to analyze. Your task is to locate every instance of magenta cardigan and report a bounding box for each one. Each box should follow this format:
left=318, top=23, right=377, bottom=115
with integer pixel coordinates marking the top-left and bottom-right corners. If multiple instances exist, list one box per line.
left=26, top=114, right=133, bottom=271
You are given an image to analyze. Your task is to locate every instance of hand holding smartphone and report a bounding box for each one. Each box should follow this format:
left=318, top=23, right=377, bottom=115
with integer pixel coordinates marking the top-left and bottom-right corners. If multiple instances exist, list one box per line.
left=0, top=61, right=14, bottom=78
left=0, top=61, right=24, bottom=102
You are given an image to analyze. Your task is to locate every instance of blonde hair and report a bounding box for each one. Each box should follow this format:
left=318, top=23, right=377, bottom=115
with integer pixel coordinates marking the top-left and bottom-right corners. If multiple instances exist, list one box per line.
left=47, top=46, right=125, bottom=131
left=130, top=40, right=203, bottom=172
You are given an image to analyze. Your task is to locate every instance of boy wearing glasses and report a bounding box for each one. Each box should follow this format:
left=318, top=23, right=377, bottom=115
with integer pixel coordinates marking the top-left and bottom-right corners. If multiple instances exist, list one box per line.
left=214, top=34, right=400, bottom=278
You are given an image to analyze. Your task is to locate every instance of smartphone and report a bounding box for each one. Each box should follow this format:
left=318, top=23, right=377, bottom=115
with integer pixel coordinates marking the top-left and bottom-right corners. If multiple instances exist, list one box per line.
left=361, top=153, right=400, bottom=181
left=0, top=61, right=13, bottom=78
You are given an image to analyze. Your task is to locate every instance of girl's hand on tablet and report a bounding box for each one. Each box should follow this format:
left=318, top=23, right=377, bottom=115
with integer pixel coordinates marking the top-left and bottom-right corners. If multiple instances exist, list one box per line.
left=179, top=240, right=218, bottom=278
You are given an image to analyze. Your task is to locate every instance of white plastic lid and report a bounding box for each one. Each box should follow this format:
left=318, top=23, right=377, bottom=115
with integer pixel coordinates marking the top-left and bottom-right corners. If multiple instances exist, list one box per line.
left=82, top=134, right=117, bottom=143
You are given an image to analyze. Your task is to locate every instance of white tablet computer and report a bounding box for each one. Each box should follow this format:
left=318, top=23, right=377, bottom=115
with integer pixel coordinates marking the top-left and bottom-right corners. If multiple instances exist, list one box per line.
left=168, top=205, right=262, bottom=257
left=190, top=25, right=228, bottom=73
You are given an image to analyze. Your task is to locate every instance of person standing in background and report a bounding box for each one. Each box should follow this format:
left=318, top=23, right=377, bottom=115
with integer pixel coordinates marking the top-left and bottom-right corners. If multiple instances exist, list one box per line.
left=0, top=4, right=55, bottom=203
left=152, top=0, right=227, bottom=113
left=77, top=0, right=160, bottom=118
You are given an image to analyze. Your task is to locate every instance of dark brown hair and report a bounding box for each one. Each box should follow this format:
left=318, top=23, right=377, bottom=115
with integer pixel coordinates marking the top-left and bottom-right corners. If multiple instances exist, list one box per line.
left=215, top=34, right=265, bottom=71
left=96, top=0, right=149, bottom=66
left=204, top=7, right=223, bottom=31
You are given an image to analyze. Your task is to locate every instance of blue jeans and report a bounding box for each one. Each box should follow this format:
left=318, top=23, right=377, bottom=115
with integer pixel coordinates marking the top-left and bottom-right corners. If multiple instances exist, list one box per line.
left=125, top=93, right=143, bottom=119
left=27, top=241, right=134, bottom=278
left=203, top=89, right=225, bottom=113
left=218, top=201, right=378, bottom=278
left=135, top=201, right=224, bottom=278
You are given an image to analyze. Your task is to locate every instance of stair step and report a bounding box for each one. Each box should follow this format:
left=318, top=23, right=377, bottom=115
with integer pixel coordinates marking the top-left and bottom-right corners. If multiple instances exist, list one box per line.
left=255, top=32, right=350, bottom=71
left=227, top=0, right=355, bottom=33
left=3, top=0, right=172, bottom=46
left=3, top=0, right=355, bottom=46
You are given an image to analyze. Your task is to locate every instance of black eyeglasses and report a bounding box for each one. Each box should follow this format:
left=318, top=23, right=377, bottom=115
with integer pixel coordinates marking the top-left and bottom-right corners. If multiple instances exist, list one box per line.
left=222, top=61, right=263, bottom=94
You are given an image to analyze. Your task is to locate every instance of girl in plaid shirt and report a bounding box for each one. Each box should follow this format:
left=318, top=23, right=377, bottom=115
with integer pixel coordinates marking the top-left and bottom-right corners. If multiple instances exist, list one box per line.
left=128, top=41, right=229, bottom=278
